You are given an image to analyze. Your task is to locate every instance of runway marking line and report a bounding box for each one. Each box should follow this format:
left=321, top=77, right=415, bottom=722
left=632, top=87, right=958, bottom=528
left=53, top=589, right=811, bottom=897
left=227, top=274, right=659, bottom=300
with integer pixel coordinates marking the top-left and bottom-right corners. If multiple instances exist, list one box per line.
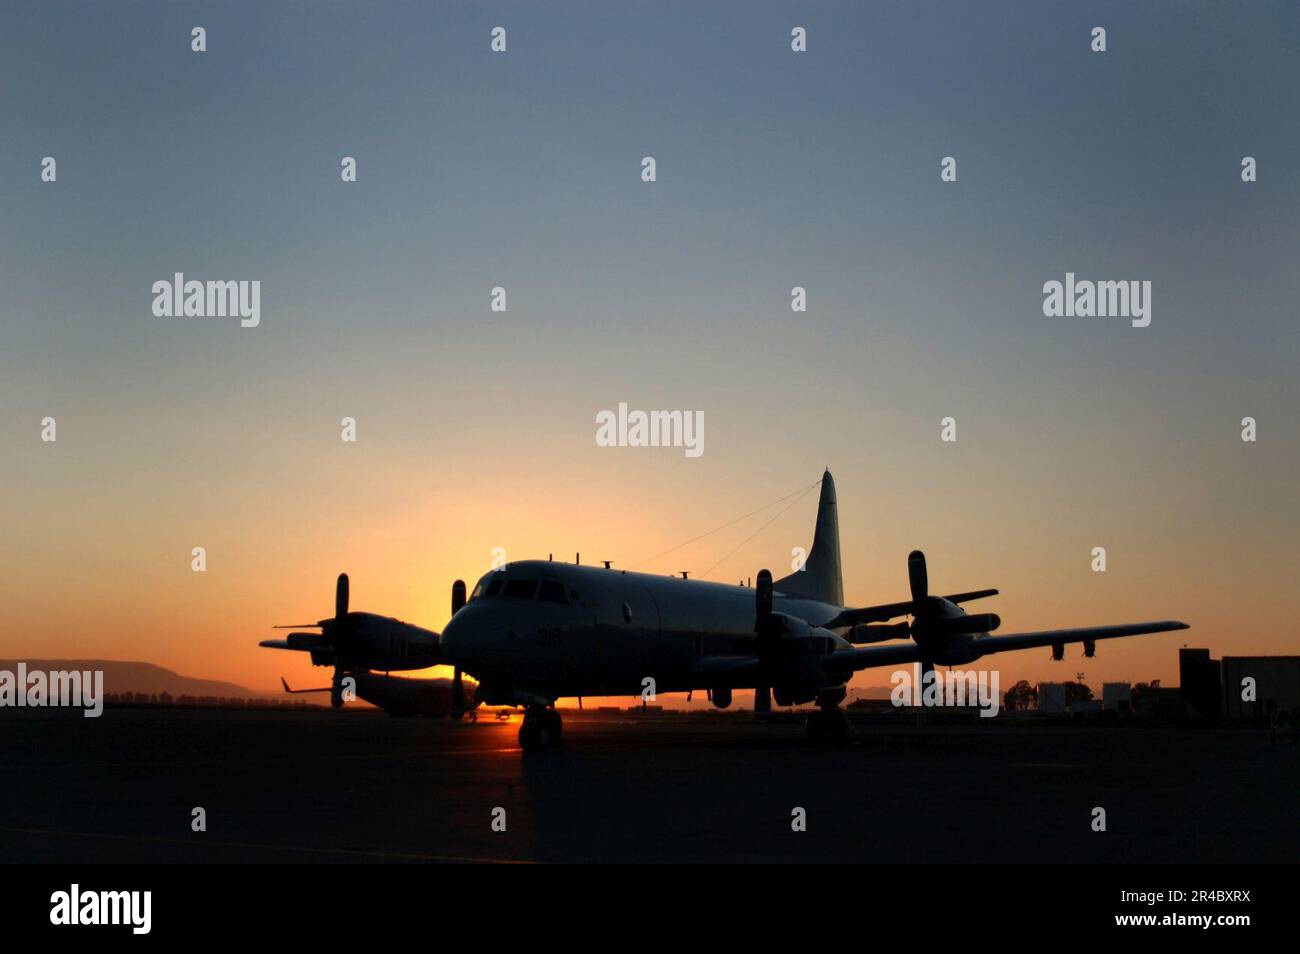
left=0, top=825, right=532, bottom=864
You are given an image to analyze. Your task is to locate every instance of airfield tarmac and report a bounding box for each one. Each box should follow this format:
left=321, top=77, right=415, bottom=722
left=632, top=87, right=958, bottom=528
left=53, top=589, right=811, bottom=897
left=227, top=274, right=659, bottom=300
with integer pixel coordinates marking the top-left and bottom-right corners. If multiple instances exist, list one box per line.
left=1, top=707, right=1294, bottom=863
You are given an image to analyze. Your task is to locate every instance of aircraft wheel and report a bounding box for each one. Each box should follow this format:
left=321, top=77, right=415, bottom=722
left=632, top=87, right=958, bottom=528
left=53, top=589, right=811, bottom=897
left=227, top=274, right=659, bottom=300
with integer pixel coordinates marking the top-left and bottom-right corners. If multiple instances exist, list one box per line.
left=806, top=708, right=852, bottom=745
left=537, top=708, right=562, bottom=747
left=825, top=708, right=853, bottom=744
left=520, top=707, right=561, bottom=749
left=804, top=710, right=826, bottom=742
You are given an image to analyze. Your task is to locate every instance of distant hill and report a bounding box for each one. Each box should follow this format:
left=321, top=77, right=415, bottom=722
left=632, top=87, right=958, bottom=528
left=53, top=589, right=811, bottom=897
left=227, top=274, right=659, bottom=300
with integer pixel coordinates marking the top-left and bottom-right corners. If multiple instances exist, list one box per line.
left=0, top=660, right=267, bottom=699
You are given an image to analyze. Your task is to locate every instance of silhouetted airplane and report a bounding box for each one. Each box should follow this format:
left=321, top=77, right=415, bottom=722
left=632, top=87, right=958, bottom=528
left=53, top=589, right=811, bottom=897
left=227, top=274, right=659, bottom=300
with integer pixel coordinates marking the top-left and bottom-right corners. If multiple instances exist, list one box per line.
left=259, top=574, right=441, bottom=709
left=262, top=470, right=1188, bottom=747
left=439, top=470, right=1188, bottom=747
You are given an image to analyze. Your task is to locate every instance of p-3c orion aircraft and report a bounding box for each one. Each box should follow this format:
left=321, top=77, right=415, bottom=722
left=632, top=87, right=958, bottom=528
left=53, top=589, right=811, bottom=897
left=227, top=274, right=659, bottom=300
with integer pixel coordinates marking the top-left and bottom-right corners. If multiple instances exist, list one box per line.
left=262, top=471, right=1188, bottom=748
left=439, top=470, right=1188, bottom=747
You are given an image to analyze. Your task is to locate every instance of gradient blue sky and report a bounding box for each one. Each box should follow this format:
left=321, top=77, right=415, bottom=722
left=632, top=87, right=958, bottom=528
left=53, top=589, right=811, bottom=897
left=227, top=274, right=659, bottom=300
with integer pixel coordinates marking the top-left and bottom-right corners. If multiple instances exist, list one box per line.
left=2, top=1, right=1297, bottom=691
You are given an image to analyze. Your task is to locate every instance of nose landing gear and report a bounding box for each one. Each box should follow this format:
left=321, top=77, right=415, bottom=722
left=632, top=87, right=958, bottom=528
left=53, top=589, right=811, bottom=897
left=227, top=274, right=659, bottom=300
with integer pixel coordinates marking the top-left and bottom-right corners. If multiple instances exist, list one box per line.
left=519, top=705, right=562, bottom=749
left=804, top=703, right=854, bottom=745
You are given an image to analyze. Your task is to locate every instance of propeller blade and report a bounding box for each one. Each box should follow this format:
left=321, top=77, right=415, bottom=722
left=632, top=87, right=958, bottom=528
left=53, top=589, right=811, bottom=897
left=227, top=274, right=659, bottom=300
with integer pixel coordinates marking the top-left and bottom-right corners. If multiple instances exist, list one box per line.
left=753, top=569, right=782, bottom=665
left=452, top=666, right=464, bottom=715
left=755, top=569, right=773, bottom=622
left=330, top=668, right=346, bottom=709
left=907, top=550, right=928, bottom=603
left=452, top=579, right=466, bottom=615
left=335, top=573, right=349, bottom=618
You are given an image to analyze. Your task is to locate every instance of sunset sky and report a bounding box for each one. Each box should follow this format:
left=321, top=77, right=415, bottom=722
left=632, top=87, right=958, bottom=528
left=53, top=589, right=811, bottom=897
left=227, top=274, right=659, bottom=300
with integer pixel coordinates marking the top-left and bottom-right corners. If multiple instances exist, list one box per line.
left=2, top=1, right=1297, bottom=699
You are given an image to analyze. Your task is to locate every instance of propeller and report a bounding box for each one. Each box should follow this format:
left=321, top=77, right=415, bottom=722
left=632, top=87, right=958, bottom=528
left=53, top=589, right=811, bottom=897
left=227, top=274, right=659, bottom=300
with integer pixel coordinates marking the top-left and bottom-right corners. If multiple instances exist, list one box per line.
left=847, top=551, right=1000, bottom=647
left=753, top=569, right=780, bottom=663
left=268, top=572, right=358, bottom=707
left=907, top=549, right=928, bottom=603
left=336, top=572, right=349, bottom=618
left=751, top=570, right=782, bottom=712
left=906, top=551, right=940, bottom=681
left=450, top=579, right=467, bottom=717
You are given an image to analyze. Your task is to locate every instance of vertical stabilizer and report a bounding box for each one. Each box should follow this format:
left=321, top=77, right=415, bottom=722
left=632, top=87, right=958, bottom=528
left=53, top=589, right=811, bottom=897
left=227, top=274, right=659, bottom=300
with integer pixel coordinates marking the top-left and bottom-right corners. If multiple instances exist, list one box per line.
left=773, top=470, right=843, bottom=605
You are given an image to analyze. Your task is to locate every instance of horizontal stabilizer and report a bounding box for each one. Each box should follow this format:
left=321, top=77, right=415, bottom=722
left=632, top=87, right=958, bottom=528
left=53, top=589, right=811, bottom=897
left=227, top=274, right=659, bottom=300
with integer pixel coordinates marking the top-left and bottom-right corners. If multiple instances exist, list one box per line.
left=280, top=677, right=331, bottom=694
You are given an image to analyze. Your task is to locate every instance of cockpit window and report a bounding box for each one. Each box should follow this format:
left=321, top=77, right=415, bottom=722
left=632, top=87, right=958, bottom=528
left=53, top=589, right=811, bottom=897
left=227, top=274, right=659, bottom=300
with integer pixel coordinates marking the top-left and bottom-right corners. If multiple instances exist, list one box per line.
left=503, top=579, right=538, bottom=599
left=538, top=580, right=567, bottom=604
left=484, top=578, right=504, bottom=598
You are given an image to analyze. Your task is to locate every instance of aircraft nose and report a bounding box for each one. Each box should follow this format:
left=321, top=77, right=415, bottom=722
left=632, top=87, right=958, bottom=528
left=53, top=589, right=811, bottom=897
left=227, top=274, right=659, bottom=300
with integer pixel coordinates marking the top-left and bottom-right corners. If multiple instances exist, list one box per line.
left=440, top=613, right=462, bottom=657
left=438, top=605, right=477, bottom=665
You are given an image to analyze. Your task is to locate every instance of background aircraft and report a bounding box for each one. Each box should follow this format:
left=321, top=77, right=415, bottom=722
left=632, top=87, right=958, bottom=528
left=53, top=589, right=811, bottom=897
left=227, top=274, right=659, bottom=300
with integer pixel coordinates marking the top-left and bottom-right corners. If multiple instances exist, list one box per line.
left=278, top=671, right=482, bottom=719
left=259, top=574, right=441, bottom=709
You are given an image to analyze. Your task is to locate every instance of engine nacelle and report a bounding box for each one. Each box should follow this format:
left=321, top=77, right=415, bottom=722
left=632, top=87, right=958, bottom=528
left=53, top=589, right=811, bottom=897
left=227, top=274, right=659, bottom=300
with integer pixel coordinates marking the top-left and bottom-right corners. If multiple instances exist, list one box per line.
left=850, top=622, right=911, bottom=644
left=1083, top=640, right=1096, bottom=658
left=949, top=612, right=1001, bottom=635
left=1051, top=642, right=1065, bottom=661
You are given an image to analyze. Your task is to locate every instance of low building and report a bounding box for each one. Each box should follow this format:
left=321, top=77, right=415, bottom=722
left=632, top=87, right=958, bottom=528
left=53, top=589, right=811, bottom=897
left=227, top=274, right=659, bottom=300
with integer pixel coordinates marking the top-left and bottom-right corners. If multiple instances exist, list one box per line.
left=1221, top=656, right=1300, bottom=720
left=1179, top=648, right=1223, bottom=719
left=1102, top=682, right=1131, bottom=711
left=1036, top=682, right=1067, bottom=714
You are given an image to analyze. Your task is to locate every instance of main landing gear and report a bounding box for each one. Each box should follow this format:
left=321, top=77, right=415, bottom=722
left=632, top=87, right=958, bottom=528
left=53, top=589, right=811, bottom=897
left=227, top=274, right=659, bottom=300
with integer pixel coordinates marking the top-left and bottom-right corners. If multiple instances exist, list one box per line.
left=518, top=705, right=562, bottom=750
left=804, top=703, right=854, bottom=745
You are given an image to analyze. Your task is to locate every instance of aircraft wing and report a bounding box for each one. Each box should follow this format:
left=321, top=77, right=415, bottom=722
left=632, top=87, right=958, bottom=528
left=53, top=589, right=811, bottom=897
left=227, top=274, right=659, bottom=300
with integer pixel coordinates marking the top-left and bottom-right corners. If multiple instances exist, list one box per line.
left=821, top=620, right=1187, bottom=673
left=691, top=656, right=761, bottom=678
left=821, top=641, right=924, bottom=673
left=822, top=589, right=999, bottom=628
left=960, top=620, right=1188, bottom=655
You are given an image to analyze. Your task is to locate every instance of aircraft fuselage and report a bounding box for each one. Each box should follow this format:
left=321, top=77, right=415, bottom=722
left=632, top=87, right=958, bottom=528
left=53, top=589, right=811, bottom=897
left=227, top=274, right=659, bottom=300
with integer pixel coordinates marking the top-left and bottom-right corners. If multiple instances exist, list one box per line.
left=441, top=561, right=860, bottom=705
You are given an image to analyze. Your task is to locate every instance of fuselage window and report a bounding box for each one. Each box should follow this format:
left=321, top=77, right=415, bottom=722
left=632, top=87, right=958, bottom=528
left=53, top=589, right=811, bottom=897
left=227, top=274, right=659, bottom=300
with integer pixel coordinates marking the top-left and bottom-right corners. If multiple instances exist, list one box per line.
left=538, top=581, right=567, bottom=604
left=503, top=579, right=538, bottom=599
